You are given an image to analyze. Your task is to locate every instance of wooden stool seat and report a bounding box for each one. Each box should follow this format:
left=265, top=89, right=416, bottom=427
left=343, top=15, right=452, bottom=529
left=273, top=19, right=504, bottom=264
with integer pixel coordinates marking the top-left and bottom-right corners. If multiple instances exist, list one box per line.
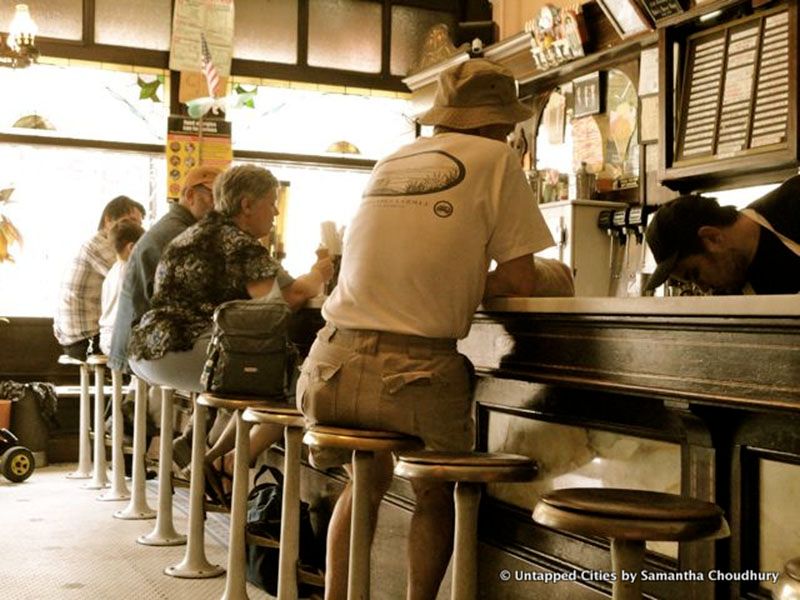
left=304, top=425, right=422, bottom=599
left=396, top=451, right=537, bottom=483
left=197, top=392, right=281, bottom=412
left=533, top=488, right=729, bottom=542
left=303, top=425, right=424, bottom=453
left=243, top=405, right=305, bottom=429
left=85, top=354, right=109, bottom=366
left=58, top=354, right=85, bottom=366
left=395, top=451, right=537, bottom=600
left=534, top=488, right=729, bottom=600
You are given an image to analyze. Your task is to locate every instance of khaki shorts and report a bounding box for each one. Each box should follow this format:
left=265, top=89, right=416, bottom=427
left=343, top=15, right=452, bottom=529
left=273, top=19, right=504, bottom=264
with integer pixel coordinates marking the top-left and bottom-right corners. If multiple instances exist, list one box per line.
left=297, top=323, right=475, bottom=469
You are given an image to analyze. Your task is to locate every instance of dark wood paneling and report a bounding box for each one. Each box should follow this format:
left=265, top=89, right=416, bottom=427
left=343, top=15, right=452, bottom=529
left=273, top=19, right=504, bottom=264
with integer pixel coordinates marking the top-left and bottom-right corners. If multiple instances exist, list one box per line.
left=0, top=318, right=74, bottom=385
left=462, top=312, right=800, bottom=412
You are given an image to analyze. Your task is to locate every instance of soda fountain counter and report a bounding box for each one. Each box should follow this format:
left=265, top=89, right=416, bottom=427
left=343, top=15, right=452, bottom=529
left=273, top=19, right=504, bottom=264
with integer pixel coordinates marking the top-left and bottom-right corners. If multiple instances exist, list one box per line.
left=291, top=295, right=800, bottom=599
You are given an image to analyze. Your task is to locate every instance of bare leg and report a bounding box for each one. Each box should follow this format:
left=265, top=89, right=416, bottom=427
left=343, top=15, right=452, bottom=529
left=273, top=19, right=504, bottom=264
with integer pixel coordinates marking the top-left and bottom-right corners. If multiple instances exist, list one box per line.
left=407, top=480, right=455, bottom=600
left=325, top=451, right=394, bottom=600
left=206, top=422, right=284, bottom=466
left=246, top=422, right=284, bottom=464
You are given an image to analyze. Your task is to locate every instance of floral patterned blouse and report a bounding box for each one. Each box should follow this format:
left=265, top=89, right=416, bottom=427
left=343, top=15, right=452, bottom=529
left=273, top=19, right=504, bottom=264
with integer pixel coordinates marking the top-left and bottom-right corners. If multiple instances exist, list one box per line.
left=129, top=211, right=279, bottom=361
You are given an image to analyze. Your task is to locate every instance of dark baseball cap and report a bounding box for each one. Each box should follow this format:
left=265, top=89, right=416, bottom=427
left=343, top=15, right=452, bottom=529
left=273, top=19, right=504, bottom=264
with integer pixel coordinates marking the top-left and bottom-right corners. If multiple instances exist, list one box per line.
left=645, top=195, right=730, bottom=291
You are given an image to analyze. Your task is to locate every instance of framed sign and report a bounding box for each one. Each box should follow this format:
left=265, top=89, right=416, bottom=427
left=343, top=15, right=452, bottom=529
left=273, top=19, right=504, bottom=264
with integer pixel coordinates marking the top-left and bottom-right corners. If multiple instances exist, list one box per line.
left=596, top=0, right=652, bottom=38
left=573, top=72, right=603, bottom=118
left=639, top=0, right=684, bottom=22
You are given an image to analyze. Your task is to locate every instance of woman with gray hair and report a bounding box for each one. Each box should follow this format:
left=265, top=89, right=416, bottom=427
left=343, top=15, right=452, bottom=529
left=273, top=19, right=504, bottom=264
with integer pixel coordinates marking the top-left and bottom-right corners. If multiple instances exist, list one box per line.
left=128, top=164, right=332, bottom=501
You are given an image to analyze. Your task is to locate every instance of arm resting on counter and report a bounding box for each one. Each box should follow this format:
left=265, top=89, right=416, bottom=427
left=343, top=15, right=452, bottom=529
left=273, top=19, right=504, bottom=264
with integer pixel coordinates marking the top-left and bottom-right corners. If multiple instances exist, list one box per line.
left=484, top=255, right=575, bottom=300
left=281, top=256, right=334, bottom=311
left=530, top=257, right=575, bottom=297
left=484, top=254, right=538, bottom=299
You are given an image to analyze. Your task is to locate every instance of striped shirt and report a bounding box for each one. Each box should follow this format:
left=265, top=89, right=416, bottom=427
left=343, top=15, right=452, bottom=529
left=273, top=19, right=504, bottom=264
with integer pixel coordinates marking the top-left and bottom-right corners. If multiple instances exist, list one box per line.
left=53, top=231, right=116, bottom=346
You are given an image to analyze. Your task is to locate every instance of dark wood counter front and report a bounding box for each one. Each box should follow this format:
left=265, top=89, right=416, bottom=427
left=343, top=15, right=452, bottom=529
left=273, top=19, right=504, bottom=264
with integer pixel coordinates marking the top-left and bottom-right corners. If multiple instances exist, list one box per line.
left=452, top=302, right=800, bottom=600
left=291, top=299, right=799, bottom=599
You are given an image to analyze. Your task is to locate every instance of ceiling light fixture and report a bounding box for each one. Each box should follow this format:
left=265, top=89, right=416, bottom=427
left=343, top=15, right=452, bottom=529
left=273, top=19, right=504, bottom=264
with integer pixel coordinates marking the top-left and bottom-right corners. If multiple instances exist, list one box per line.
left=1, top=4, right=39, bottom=69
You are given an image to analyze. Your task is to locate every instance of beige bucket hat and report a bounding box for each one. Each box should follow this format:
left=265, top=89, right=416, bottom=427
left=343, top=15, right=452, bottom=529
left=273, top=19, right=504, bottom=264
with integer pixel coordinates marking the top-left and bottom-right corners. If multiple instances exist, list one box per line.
left=418, top=59, right=533, bottom=129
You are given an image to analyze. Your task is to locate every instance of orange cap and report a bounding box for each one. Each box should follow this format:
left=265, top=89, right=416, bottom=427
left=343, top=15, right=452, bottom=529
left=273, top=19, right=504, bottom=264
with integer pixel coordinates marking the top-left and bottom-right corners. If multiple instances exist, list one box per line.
left=181, top=166, right=222, bottom=195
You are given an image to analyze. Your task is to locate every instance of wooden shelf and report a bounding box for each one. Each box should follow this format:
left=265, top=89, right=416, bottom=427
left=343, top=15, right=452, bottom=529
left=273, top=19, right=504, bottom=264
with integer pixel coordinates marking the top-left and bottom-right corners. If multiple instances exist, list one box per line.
left=403, top=1, right=658, bottom=104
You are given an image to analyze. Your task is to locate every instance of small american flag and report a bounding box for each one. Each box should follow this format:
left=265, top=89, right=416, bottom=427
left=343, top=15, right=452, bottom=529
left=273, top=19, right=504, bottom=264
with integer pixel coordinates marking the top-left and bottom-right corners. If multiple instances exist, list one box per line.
left=200, top=33, right=221, bottom=98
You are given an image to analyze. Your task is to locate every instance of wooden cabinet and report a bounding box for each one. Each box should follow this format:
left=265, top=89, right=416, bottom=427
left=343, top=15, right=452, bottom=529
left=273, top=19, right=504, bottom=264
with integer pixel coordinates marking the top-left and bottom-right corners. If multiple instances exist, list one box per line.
left=658, top=0, right=800, bottom=192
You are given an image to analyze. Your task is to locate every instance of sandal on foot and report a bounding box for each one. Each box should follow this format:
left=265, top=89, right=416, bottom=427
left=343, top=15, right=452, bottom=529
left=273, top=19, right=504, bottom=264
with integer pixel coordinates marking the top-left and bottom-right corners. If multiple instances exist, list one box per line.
left=203, top=462, right=233, bottom=510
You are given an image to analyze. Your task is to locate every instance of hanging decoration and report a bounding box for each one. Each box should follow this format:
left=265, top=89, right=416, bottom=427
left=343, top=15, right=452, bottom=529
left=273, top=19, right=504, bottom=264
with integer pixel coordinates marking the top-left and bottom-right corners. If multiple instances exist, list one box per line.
left=136, top=75, right=164, bottom=103
left=525, top=4, right=588, bottom=70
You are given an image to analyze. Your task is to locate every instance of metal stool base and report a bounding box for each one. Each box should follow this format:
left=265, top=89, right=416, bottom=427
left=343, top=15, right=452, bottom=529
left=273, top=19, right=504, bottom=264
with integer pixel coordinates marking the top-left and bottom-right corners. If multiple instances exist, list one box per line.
left=164, top=562, right=225, bottom=579
left=97, top=490, right=130, bottom=502
left=114, top=507, right=157, bottom=520
left=138, top=532, right=187, bottom=547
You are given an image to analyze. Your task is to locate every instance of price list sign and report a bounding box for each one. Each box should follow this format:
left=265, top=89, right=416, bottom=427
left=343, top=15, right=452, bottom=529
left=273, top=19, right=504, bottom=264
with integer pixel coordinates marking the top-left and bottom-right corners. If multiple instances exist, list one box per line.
left=680, top=34, right=724, bottom=158
left=676, top=9, right=791, bottom=163
left=751, top=12, right=790, bottom=148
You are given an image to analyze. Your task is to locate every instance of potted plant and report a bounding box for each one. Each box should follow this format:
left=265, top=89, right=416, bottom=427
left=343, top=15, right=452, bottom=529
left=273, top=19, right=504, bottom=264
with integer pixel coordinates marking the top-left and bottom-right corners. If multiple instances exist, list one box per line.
left=0, top=187, right=22, bottom=264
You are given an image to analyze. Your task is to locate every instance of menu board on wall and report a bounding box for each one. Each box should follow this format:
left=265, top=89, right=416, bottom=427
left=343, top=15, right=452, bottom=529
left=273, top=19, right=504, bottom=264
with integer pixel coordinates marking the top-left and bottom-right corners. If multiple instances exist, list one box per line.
left=166, top=116, right=232, bottom=201
left=676, top=8, right=790, bottom=164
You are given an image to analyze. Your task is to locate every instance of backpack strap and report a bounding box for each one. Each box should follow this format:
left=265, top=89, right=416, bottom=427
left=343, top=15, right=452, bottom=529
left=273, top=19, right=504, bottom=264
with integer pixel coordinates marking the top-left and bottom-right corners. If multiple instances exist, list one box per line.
left=253, top=463, right=284, bottom=487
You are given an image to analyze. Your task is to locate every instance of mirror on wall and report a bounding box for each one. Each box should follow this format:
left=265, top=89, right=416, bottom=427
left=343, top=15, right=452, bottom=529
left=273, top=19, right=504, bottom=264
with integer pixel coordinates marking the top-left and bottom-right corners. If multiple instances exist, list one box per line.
left=603, top=67, right=640, bottom=188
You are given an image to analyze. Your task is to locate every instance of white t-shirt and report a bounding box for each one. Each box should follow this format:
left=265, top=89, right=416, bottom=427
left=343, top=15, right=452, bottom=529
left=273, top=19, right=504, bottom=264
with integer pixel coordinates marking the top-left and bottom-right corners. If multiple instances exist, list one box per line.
left=323, top=132, right=554, bottom=339
left=99, top=259, right=126, bottom=355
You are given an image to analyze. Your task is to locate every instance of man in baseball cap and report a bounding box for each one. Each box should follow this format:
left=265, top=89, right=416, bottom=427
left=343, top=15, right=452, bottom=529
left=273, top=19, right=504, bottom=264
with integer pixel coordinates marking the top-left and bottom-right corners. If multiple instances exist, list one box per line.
left=645, top=175, right=800, bottom=294
left=110, top=164, right=223, bottom=377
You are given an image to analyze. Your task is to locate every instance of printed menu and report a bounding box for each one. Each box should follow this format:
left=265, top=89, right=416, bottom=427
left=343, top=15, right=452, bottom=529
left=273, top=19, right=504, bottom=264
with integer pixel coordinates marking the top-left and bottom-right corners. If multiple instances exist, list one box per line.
left=166, top=116, right=232, bottom=201
left=677, top=9, right=790, bottom=163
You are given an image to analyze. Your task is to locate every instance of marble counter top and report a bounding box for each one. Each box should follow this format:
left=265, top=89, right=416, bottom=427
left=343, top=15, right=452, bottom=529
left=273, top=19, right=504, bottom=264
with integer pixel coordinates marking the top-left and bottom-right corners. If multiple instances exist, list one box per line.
left=481, top=295, right=800, bottom=317
left=304, top=294, right=799, bottom=316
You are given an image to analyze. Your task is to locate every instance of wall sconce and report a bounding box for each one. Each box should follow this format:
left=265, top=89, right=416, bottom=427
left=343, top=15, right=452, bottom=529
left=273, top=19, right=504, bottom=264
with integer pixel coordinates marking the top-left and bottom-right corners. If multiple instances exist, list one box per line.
left=1, top=4, right=39, bottom=69
left=326, top=140, right=361, bottom=155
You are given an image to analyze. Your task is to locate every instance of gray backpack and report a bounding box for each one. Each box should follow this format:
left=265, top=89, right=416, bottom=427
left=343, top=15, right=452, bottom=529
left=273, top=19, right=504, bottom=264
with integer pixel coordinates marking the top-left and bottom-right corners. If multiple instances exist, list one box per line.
left=201, top=293, right=297, bottom=400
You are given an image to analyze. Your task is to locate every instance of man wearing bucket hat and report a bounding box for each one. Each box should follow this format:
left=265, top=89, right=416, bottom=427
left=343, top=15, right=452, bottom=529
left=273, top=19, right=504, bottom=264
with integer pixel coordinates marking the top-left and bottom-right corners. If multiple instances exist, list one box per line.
left=298, top=59, right=568, bottom=599
left=645, top=175, right=800, bottom=295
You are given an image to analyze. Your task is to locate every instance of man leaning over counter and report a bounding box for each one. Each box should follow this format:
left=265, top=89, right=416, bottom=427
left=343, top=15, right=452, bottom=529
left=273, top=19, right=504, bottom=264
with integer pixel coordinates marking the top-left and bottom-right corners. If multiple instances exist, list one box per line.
left=645, top=175, right=800, bottom=295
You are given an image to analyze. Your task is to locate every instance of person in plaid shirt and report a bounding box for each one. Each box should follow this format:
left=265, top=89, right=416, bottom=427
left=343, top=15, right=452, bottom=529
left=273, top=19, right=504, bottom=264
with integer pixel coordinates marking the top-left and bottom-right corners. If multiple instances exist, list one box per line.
left=54, top=195, right=145, bottom=360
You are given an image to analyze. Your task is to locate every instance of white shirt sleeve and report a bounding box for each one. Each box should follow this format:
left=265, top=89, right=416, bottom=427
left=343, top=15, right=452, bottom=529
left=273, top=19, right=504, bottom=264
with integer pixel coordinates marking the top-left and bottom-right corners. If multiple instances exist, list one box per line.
left=487, top=149, right=554, bottom=264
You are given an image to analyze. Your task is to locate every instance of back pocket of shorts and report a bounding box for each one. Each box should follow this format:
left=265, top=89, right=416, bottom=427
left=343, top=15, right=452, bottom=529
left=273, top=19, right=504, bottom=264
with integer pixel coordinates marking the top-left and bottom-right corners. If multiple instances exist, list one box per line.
left=299, top=361, right=344, bottom=419
left=382, top=371, right=435, bottom=395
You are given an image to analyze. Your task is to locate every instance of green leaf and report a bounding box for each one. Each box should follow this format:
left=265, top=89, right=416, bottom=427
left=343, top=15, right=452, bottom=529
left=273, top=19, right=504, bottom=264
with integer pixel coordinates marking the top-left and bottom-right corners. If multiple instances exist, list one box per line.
left=234, top=84, right=257, bottom=109
left=137, top=75, right=162, bottom=103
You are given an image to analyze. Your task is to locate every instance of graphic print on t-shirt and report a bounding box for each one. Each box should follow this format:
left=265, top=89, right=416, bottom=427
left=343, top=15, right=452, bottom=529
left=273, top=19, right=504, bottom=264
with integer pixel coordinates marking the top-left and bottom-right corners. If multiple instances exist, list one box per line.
left=363, top=150, right=466, bottom=197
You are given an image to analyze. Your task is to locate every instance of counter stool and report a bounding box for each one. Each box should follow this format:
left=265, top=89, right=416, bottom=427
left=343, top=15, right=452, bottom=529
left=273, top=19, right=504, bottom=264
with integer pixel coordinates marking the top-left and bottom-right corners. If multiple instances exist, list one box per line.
left=97, top=366, right=130, bottom=502
left=114, top=376, right=156, bottom=521
left=303, top=426, right=423, bottom=600
left=776, top=557, right=800, bottom=600
left=84, top=354, right=110, bottom=491
left=532, top=488, right=730, bottom=600
left=138, top=386, right=186, bottom=547
left=58, top=355, right=92, bottom=479
left=166, top=392, right=264, bottom=580
left=243, top=404, right=307, bottom=600
left=395, top=451, right=538, bottom=600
